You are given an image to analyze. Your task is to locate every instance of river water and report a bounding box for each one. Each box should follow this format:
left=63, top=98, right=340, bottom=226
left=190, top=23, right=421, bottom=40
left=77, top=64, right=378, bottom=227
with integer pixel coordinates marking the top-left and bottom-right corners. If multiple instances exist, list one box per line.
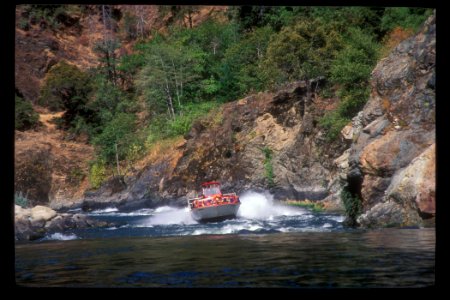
left=15, top=191, right=435, bottom=287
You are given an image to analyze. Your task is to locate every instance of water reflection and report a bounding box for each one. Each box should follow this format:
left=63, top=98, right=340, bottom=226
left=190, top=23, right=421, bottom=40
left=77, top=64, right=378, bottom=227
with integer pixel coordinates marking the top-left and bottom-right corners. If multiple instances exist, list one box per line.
left=16, top=229, right=435, bottom=287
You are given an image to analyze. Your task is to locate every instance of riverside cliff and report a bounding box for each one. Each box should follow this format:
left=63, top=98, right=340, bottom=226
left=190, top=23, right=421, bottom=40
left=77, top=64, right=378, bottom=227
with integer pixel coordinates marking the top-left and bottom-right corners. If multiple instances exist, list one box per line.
left=81, top=78, right=347, bottom=212
left=14, top=7, right=435, bottom=230
left=84, top=13, right=435, bottom=228
left=339, top=13, right=435, bottom=227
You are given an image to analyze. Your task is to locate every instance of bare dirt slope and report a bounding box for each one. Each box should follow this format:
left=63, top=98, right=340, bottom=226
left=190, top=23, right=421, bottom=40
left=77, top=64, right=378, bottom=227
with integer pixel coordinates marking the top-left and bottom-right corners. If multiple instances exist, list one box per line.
left=15, top=107, right=95, bottom=208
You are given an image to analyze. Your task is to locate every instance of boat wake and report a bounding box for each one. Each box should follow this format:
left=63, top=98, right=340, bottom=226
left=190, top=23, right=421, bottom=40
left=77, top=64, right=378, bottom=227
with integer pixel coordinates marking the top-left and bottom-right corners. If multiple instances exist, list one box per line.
left=237, top=191, right=304, bottom=219
left=61, top=191, right=344, bottom=239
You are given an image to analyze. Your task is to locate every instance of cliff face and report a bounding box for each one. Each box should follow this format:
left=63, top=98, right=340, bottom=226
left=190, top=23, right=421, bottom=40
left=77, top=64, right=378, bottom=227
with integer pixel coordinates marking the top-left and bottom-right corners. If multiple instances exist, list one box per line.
left=341, top=13, right=435, bottom=227
left=81, top=79, right=347, bottom=211
left=165, top=80, right=347, bottom=203
left=82, top=14, right=436, bottom=219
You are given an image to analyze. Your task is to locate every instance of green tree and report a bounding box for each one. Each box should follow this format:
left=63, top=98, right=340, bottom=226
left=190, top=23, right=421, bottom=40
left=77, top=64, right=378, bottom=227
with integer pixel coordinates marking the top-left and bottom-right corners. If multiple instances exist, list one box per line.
left=331, top=27, right=380, bottom=117
left=136, top=40, right=205, bottom=119
left=380, top=7, right=433, bottom=33
left=320, top=27, right=380, bottom=140
left=92, top=112, right=137, bottom=165
left=311, top=7, right=385, bottom=38
left=263, top=19, right=342, bottom=110
left=219, top=26, right=274, bottom=101
left=93, top=38, right=121, bottom=86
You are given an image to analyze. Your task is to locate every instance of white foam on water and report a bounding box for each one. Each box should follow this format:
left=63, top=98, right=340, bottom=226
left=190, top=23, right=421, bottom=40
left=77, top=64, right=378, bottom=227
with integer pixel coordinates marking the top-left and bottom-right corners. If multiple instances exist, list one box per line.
left=237, top=191, right=306, bottom=220
left=327, top=215, right=345, bottom=223
left=154, top=206, right=174, bottom=213
left=190, top=222, right=265, bottom=236
left=278, top=227, right=297, bottom=233
left=123, top=191, right=344, bottom=235
left=88, top=207, right=119, bottom=215
left=146, top=206, right=196, bottom=225
left=44, top=233, right=79, bottom=241
left=113, top=208, right=155, bottom=216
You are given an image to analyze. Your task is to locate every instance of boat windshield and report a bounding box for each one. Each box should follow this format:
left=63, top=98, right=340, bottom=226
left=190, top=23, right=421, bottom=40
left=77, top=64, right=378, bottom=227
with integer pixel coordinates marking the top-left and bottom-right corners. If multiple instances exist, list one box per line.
left=203, top=185, right=221, bottom=196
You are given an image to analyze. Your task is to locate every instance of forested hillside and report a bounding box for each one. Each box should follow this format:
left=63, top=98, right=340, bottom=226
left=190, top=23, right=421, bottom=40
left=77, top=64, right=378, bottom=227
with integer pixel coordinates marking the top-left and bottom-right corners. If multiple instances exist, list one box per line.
left=15, top=5, right=434, bottom=227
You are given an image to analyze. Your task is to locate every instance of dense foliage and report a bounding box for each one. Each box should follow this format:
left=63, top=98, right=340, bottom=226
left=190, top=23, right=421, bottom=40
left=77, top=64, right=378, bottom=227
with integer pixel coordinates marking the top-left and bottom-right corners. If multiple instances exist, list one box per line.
left=15, top=95, right=39, bottom=131
left=25, top=5, right=432, bottom=186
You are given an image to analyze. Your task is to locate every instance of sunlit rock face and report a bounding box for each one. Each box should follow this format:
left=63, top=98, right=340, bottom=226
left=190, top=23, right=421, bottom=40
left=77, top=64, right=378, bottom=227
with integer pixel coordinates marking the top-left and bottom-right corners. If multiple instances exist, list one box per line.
left=346, top=13, right=435, bottom=227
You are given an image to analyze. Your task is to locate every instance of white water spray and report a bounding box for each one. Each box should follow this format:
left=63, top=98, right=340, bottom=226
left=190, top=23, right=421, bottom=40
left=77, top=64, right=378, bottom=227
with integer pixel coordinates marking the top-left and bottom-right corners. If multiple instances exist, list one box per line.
left=44, top=232, right=79, bottom=241
left=237, top=191, right=306, bottom=220
left=146, top=206, right=196, bottom=225
left=141, top=191, right=306, bottom=227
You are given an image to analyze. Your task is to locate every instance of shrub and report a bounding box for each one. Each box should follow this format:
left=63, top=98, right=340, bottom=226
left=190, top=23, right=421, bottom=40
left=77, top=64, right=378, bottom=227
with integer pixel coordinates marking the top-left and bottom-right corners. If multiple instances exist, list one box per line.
left=15, top=191, right=29, bottom=208
left=286, top=200, right=325, bottom=212
left=39, top=60, right=93, bottom=111
left=89, top=160, right=107, bottom=189
left=341, top=187, right=362, bottom=226
left=145, top=101, right=218, bottom=145
left=67, top=167, right=85, bottom=186
left=15, top=95, right=39, bottom=131
left=379, top=26, right=415, bottom=58
left=319, top=111, right=350, bottom=141
left=261, top=146, right=275, bottom=187
left=92, top=112, right=137, bottom=164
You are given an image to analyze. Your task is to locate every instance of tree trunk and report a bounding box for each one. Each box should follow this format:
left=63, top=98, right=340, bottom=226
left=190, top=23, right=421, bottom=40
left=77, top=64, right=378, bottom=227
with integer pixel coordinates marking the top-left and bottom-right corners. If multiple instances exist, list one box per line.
left=171, top=59, right=182, bottom=110
left=159, top=57, right=175, bottom=120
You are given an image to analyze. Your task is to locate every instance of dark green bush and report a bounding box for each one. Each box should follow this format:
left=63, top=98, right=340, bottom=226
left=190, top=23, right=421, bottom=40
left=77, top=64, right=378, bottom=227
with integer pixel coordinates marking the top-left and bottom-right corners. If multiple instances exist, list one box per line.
left=341, top=187, right=362, bottom=226
left=380, top=8, right=433, bottom=33
left=15, top=95, right=39, bottom=131
left=319, top=111, right=350, bottom=141
left=320, top=27, right=379, bottom=141
left=261, top=146, right=275, bottom=187
left=39, top=60, right=93, bottom=111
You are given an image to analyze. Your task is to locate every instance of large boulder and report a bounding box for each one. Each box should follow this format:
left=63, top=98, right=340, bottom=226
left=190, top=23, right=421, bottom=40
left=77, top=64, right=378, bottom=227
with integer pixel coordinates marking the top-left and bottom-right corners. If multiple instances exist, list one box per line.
left=30, top=205, right=57, bottom=222
left=15, top=205, right=112, bottom=241
left=357, top=201, right=423, bottom=228
left=385, top=144, right=435, bottom=217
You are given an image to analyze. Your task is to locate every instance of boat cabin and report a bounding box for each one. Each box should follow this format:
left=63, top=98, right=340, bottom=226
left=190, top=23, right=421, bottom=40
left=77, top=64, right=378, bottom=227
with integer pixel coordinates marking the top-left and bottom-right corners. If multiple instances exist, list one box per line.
left=201, top=181, right=222, bottom=197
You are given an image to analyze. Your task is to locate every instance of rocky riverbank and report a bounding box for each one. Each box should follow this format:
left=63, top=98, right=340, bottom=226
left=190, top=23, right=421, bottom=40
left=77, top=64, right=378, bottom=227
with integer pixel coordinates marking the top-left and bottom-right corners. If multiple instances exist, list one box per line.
left=15, top=205, right=111, bottom=241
